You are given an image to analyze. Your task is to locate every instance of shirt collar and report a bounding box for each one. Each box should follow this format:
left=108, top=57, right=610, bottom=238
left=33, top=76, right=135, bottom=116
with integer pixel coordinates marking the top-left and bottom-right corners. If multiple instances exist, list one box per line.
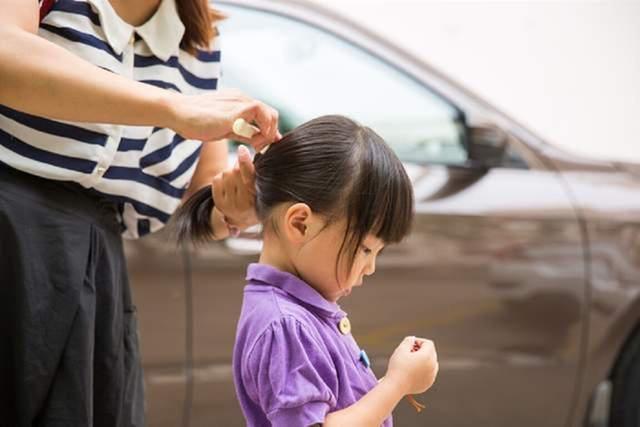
left=88, top=0, right=185, bottom=61
left=246, top=263, right=346, bottom=319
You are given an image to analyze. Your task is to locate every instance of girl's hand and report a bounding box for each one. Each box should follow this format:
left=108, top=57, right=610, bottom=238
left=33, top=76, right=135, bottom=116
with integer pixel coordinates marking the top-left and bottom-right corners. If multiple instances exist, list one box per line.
left=385, top=336, right=439, bottom=395
left=211, top=145, right=259, bottom=235
left=169, top=89, right=281, bottom=151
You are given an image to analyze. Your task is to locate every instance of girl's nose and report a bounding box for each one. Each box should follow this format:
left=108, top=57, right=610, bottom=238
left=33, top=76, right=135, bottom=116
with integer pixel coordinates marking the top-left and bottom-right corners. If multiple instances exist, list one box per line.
left=364, top=257, right=376, bottom=276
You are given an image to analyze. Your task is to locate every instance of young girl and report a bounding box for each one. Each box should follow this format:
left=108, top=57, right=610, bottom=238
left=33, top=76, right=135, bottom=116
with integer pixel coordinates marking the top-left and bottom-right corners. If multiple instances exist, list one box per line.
left=175, top=115, right=439, bottom=426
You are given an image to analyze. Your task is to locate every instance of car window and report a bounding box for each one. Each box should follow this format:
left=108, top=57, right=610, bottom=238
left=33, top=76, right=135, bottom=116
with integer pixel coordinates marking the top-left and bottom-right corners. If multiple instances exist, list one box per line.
left=218, top=5, right=467, bottom=166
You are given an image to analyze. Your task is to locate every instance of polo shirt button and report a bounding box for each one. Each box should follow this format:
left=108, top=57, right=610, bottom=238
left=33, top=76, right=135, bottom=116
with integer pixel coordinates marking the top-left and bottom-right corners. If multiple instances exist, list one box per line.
left=359, top=349, right=371, bottom=368
left=96, top=166, right=106, bottom=176
left=338, top=317, right=351, bottom=335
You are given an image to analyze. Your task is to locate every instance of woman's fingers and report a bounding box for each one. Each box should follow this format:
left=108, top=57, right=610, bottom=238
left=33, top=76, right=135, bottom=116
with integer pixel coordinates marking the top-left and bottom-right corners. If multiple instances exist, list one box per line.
left=225, top=132, right=268, bottom=152
left=240, top=102, right=278, bottom=148
left=249, top=102, right=273, bottom=142
left=172, top=88, right=281, bottom=144
left=237, top=146, right=256, bottom=192
left=229, top=165, right=248, bottom=208
left=222, top=170, right=237, bottom=208
left=212, top=173, right=224, bottom=206
left=248, top=135, right=270, bottom=152
left=212, top=158, right=258, bottom=230
left=267, top=106, right=279, bottom=141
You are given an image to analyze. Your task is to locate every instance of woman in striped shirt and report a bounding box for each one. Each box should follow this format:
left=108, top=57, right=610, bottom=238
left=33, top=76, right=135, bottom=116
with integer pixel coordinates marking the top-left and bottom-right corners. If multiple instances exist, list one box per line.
left=0, top=0, right=279, bottom=425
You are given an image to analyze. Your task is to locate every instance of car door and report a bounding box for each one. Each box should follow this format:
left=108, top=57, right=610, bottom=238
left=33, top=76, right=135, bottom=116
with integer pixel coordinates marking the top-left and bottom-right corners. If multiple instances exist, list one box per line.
left=125, top=230, right=189, bottom=427
left=189, top=3, right=588, bottom=426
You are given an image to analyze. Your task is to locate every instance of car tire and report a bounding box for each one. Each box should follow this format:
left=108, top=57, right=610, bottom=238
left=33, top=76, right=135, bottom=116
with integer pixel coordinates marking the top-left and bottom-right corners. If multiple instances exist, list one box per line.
left=609, top=326, right=640, bottom=426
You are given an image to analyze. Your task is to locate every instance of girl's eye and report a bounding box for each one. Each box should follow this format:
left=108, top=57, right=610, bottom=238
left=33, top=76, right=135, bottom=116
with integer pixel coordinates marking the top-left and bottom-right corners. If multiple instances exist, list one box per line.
left=361, top=246, right=372, bottom=255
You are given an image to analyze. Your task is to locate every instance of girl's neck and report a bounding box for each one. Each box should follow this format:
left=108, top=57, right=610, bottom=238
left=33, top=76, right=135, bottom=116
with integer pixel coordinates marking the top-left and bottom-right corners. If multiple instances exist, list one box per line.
left=259, top=235, right=298, bottom=277
left=259, top=232, right=339, bottom=304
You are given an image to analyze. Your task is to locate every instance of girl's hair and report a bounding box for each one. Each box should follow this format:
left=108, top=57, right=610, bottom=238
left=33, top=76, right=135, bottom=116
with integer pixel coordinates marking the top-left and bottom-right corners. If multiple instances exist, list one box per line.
left=173, top=115, right=414, bottom=269
left=176, top=0, right=226, bottom=54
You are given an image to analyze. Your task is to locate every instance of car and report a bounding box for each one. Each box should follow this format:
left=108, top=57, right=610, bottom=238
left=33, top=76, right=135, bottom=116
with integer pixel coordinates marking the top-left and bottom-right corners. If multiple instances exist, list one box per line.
left=125, top=0, right=640, bottom=426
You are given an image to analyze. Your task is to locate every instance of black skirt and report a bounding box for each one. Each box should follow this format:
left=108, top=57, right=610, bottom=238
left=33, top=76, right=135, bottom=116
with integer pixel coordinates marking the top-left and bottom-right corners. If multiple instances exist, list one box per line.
left=0, top=165, right=144, bottom=427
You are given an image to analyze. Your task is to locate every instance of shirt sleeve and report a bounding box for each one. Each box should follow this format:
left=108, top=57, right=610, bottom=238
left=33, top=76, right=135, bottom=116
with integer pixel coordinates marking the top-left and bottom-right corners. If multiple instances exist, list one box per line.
left=241, top=316, right=338, bottom=427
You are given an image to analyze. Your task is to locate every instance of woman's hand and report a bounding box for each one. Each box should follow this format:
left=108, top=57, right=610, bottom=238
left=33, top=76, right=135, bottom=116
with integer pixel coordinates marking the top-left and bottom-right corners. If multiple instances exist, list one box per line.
left=210, top=145, right=259, bottom=235
left=169, top=89, right=280, bottom=151
left=385, top=336, right=439, bottom=395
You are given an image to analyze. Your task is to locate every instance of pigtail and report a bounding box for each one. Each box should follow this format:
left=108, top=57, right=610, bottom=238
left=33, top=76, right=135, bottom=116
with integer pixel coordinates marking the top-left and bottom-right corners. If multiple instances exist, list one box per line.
left=172, top=185, right=216, bottom=246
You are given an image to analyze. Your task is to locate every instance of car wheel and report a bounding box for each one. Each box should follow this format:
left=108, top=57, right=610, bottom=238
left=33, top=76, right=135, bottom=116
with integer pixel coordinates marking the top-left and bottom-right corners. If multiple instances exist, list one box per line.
left=610, top=327, right=640, bottom=426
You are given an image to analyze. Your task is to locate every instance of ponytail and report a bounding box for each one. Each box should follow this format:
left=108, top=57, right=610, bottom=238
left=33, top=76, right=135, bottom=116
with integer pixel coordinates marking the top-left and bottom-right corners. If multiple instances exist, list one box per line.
left=172, top=185, right=216, bottom=246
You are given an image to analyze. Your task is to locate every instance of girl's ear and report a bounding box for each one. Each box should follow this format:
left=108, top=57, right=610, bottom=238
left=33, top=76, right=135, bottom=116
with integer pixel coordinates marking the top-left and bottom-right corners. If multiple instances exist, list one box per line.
left=283, top=203, right=312, bottom=243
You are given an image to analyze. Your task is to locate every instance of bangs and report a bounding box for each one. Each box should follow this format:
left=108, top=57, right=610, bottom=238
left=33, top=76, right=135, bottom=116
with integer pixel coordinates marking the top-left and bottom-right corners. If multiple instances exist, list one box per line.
left=369, top=159, right=415, bottom=243
left=339, top=127, right=414, bottom=265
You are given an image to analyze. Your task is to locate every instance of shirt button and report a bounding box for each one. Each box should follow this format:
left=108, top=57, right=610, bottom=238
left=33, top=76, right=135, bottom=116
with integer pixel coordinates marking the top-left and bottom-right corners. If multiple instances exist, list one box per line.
left=338, top=317, right=351, bottom=335
left=96, top=166, right=106, bottom=176
left=359, top=349, right=371, bottom=368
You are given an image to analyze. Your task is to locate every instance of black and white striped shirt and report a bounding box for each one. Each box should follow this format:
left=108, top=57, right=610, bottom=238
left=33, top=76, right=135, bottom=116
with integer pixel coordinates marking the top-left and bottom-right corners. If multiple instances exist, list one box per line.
left=0, top=0, right=221, bottom=238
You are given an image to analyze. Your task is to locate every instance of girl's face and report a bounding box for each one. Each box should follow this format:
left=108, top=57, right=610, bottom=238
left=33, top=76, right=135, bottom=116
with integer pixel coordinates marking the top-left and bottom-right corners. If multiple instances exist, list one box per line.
left=294, top=220, right=385, bottom=302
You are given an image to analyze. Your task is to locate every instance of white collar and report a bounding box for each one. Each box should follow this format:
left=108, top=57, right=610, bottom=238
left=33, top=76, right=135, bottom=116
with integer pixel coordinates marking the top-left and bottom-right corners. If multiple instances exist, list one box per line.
left=87, top=0, right=185, bottom=61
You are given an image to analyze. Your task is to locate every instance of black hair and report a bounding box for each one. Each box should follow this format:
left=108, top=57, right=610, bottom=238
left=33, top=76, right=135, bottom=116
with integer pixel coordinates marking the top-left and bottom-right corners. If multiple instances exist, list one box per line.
left=172, top=115, right=414, bottom=269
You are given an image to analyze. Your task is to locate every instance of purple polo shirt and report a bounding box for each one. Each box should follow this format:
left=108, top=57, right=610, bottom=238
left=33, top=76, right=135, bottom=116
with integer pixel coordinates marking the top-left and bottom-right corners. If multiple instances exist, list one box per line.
left=233, top=263, right=393, bottom=427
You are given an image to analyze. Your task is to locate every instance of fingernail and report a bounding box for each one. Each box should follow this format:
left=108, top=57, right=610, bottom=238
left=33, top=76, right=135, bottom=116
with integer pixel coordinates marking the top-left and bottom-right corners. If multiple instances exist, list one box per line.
left=238, top=145, right=249, bottom=159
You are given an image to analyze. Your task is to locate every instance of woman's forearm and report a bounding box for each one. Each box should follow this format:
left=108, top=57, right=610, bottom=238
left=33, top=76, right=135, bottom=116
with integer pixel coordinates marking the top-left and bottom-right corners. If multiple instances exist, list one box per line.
left=323, top=377, right=405, bottom=427
left=183, top=140, right=229, bottom=200
left=1, top=0, right=280, bottom=148
left=0, top=26, right=178, bottom=128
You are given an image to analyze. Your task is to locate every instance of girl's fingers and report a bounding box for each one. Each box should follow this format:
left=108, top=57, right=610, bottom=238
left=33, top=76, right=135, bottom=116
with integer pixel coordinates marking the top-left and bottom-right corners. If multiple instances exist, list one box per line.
left=404, top=336, right=417, bottom=344
left=411, top=337, right=433, bottom=347
left=398, top=336, right=416, bottom=351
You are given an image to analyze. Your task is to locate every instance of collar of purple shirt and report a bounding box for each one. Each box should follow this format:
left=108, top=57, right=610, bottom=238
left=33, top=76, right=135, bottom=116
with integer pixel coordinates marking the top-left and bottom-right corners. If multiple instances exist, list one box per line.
left=246, top=263, right=347, bottom=320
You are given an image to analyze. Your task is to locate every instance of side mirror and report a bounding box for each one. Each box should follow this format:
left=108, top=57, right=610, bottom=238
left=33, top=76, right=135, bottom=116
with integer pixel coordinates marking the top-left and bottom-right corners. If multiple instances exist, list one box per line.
left=467, top=124, right=509, bottom=168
